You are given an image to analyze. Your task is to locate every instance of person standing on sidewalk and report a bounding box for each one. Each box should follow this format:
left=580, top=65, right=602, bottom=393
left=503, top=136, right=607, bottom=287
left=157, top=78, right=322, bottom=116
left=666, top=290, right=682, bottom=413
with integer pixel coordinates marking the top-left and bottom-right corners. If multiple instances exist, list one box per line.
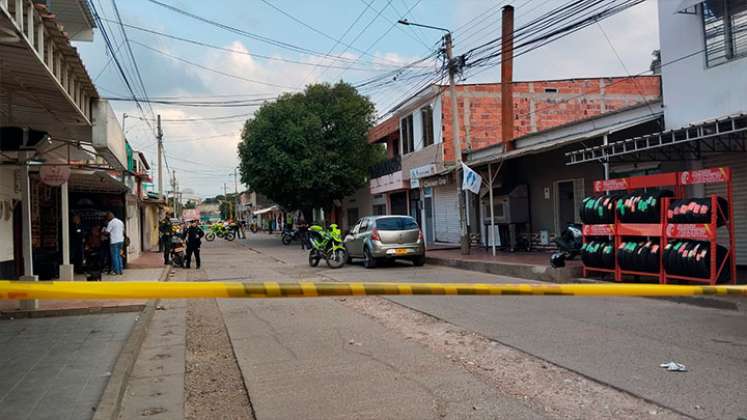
left=183, top=219, right=204, bottom=269
left=159, top=215, right=173, bottom=265
left=105, top=212, right=125, bottom=275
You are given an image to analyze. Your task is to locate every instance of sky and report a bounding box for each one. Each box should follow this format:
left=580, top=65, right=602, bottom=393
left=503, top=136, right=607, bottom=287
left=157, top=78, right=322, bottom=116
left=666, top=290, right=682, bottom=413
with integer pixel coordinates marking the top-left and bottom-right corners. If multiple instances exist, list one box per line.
left=76, top=0, right=661, bottom=198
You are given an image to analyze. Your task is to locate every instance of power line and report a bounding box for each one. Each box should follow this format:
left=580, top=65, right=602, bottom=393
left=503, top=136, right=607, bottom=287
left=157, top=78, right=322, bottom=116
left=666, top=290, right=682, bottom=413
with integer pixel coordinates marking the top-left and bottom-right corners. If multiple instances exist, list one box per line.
left=97, top=17, right=410, bottom=72
left=130, top=41, right=302, bottom=90
left=145, top=0, right=410, bottom=68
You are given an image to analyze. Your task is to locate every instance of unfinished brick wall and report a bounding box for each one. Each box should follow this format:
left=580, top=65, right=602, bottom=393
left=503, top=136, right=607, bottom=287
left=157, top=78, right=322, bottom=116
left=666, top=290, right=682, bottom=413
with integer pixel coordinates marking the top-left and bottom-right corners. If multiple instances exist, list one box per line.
left=441, top=76, right=661, bottom=161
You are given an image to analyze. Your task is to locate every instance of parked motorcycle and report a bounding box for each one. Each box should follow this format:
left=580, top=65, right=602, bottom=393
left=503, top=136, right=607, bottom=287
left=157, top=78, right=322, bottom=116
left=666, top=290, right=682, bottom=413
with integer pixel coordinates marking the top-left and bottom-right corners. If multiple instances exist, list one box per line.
left=307, top=224, right=346, bottom=268
left=549, top=223, right=583, bottom=268
left=205, top=222, right=236, bottom=242
left=281, top=226, right=301, bottom=245
left=170, top=236, right=186, bottom=268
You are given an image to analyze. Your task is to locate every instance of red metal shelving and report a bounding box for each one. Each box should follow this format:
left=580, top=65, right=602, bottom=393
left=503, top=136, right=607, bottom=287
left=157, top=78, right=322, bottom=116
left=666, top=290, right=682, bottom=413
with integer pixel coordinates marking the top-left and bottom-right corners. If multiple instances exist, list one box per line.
left=582, top=167, right=736, bottom=284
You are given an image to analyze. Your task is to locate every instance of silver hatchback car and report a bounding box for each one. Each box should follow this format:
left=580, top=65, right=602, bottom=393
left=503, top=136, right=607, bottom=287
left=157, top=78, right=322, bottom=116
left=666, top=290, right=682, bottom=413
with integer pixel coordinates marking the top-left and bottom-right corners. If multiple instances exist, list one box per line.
left=344, top=215, right=426, bottom=268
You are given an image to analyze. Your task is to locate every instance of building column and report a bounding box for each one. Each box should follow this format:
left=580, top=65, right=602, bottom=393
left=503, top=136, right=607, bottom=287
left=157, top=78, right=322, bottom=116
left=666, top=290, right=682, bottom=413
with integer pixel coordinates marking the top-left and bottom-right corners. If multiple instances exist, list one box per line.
left=59, top=181, right=74, bottom=280
left=19, top=160, right=38, bottom=310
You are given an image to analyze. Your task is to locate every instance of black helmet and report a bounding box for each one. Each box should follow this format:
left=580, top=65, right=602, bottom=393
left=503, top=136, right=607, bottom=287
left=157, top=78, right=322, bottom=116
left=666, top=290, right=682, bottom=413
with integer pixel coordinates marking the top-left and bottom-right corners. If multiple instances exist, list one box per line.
left=550, top=251, right=567, bottom=268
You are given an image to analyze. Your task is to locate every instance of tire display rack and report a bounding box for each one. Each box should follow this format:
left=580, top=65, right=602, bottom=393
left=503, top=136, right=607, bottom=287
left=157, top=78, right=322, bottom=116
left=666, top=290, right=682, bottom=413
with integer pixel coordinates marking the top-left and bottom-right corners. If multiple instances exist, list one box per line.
left=581, top=167, right=736, bottom=285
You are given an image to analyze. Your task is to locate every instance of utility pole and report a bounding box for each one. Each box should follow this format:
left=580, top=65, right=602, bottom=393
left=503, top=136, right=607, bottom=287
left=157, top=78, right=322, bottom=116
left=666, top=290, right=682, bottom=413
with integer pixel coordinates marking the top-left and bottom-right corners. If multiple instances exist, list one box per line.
left=445, top=33, right=470, bottom=254
left=398, top=18, right=469, bottom=254
left=172, top=169, right=177, bottom=215
left=157, top=114, right=164, bottom=203
left=233, top=167, right=239, bottom=194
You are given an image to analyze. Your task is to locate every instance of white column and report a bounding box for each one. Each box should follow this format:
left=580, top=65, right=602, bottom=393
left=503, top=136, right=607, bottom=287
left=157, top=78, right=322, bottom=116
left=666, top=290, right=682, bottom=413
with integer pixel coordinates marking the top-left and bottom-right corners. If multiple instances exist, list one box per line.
left=19, top=159, right=38, bottom=310
left=59, top=180, right=74, bottom=280
left=489, top=163, right=496, bottom=256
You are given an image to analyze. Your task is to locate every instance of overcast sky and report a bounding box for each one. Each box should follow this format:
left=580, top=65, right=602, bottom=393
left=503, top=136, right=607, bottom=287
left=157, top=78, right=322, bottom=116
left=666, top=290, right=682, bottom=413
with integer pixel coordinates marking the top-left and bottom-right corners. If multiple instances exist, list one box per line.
left=76, top=0, right=660, bottom=198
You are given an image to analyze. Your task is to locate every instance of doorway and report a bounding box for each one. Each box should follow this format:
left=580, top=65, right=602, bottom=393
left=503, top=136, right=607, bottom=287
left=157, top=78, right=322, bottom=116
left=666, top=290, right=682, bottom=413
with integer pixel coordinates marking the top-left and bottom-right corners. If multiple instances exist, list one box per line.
left=554, top=178, right=584, bottom=234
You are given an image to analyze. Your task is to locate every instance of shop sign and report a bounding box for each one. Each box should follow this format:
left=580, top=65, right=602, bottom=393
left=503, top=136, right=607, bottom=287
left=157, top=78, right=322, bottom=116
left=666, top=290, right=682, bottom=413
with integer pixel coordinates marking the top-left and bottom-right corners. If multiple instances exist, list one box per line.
left=39, top=165, right=71, bottom=186
left=409, top=164, right=436, bottom=188
left=679, top=168, right=729, bottom=185
left=593, top=178, right=627, bottom=192
left=422, top=174, right=451, bottom=188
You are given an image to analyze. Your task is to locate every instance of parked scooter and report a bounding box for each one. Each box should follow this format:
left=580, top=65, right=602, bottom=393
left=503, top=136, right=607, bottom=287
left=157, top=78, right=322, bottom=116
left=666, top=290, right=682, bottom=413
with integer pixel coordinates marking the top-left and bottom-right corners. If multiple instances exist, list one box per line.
left=308, top=224, right=347, bottom=268
left=550, top=223, right=583, bottom=268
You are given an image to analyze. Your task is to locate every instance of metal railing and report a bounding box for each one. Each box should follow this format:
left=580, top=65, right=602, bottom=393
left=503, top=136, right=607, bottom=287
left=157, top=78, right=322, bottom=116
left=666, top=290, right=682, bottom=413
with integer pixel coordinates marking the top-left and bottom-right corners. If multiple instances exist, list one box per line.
left=368, top=155, right=402, bottom=179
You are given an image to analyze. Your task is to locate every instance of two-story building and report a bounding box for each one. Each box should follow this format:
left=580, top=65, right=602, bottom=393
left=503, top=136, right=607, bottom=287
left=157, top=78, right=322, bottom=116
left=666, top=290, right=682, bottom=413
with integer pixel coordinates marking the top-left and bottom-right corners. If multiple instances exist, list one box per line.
left=567, top=0, right=747, bottom=266
left=357, top=76, right=661, bottom=247
left=0, top=1, right=134, bottom=290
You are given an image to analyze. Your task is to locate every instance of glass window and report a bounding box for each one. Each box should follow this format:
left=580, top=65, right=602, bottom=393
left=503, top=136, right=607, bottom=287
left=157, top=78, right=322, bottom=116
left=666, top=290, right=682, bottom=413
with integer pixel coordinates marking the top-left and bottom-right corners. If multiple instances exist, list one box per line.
left=421, top=106, right=434, bottom=147
left=401, top=114, right=414, bottom=154
left=703, top=0, right=747, bottom=66
left=375, top=217, right=419, bottom=231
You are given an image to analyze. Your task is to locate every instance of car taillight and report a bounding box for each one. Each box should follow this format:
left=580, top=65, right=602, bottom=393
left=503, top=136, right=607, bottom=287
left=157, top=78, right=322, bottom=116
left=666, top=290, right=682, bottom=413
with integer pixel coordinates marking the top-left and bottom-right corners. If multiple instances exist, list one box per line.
left=418, top=229, right=424, bottom=242
left=371, top=227, right=381, bottom=241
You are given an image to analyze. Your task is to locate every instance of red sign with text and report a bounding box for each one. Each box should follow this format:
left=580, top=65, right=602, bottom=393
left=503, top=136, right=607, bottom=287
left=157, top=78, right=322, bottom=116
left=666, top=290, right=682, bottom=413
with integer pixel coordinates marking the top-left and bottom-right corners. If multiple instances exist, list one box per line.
left=665, top=224, right=713, bottom=241
left=679, top=168, right=730, bottom=185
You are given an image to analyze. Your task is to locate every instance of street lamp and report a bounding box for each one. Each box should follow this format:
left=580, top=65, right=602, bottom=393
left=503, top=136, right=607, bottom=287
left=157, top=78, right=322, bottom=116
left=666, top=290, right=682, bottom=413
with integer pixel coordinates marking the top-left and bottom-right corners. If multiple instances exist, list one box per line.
left=396, top=19, right=470, bottom=254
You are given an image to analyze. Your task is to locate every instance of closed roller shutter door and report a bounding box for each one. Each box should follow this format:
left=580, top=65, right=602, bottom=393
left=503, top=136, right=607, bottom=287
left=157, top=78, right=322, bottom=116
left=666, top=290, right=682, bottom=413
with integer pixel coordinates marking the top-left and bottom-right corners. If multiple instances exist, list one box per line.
left=703, top=154, right=747, bottom=265
left=434, top=185, right=460, bottom=244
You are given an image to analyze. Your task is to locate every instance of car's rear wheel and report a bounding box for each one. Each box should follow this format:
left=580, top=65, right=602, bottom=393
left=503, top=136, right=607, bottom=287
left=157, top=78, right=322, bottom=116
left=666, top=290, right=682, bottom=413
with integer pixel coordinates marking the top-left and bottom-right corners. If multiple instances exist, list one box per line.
left=412, top=255, right=426, bottom=267
left=363, top=247, right=376, bottom=269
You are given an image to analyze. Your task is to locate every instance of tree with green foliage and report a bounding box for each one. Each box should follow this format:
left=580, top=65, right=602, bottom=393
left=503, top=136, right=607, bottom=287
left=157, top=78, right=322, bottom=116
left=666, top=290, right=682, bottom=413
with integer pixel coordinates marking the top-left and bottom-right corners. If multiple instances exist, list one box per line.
left=238, top=82, right=383, bottom=221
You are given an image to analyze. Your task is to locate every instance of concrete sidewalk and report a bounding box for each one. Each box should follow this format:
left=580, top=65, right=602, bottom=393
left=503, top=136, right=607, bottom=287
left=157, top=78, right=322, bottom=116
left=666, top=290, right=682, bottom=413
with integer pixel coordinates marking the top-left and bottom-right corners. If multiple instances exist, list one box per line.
left=0, top=312, right=140, bottom=420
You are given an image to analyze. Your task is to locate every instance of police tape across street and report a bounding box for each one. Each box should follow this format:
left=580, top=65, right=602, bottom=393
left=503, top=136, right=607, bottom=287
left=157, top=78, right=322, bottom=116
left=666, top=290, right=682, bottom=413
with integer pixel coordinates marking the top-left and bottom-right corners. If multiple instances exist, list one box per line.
left=0, top=281, right=745, bottom=300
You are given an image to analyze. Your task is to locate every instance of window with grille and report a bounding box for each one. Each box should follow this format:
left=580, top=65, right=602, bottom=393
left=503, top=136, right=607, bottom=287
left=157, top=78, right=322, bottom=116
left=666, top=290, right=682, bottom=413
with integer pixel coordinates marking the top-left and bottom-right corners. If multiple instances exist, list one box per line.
left=421, top=106, right=434, bottom=147
left=401, top=114, right=414, bottom=154
left=703, top=0, right=747, bottom=66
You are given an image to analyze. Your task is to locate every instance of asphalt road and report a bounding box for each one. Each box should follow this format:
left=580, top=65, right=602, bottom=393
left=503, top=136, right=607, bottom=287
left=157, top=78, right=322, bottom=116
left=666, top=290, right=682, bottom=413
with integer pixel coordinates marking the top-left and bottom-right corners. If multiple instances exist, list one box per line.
left=197, top=235, right=746, bottom=419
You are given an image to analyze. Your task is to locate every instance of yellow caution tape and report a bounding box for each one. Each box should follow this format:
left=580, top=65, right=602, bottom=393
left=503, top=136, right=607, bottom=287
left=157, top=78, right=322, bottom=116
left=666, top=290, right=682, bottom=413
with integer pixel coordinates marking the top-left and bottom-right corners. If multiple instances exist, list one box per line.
left=0, top=281, right=745, bottom=300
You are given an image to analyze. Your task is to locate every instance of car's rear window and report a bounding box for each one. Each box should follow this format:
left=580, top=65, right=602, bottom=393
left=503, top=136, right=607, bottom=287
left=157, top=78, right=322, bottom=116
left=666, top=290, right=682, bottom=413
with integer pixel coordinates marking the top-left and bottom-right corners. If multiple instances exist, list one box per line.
left=375, top=217, right=418, bottom=231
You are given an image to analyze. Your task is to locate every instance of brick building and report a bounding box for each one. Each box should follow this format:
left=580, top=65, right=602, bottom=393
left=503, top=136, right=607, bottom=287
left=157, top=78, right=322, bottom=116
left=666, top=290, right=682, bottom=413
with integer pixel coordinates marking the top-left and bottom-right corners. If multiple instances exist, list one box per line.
left=344, top=76, right=662, bottom=247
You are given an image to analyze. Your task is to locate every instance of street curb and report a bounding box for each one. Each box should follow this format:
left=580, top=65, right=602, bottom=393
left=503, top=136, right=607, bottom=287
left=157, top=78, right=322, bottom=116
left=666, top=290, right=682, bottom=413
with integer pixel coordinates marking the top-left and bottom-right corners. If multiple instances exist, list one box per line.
left=425, top=255, right=582, bottom=283
left=0, top=304, right=145, bottom=320
left=93, top=265, right=171, bottom=420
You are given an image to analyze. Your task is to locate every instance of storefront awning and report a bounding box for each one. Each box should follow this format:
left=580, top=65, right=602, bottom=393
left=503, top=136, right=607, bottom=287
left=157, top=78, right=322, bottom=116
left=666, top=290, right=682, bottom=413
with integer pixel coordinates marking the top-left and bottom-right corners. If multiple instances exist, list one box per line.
left=565, top=113, right=747, bottom=165
left=68, top=170, right=128, bottom=194
left=253, top=205, right=279, bottom=216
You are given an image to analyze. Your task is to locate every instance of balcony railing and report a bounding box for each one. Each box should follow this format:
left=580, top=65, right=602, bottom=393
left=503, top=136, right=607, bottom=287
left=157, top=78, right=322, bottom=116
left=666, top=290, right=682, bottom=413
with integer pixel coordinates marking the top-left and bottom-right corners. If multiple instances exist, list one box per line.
left=1, top=0, right=96, bottom=122
left=368, top=155, right=401, bottom=179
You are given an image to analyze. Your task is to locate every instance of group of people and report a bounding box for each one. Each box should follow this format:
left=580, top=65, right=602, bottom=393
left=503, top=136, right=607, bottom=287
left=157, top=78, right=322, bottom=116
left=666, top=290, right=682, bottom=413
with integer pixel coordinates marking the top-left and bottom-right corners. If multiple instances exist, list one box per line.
left=70, top=211, right=126, bottom=277
left=160, top=216, right=204, bottom=269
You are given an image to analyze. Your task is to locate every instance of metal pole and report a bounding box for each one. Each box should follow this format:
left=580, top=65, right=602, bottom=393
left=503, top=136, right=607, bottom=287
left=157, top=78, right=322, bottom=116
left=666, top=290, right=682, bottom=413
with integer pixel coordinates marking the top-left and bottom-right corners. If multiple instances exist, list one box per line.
left=19, top=156, right=38, bottom=310
left=157, top=115, right=163, bottom=199
left=603, top=134, right=610, bottom=180
left=59, top=180, right=74, bottom=280
left=172, top=170, right=177, bottom=215
left=445, top=32, right=469, bottom=255
left=488, top=163, right=496, bottom=256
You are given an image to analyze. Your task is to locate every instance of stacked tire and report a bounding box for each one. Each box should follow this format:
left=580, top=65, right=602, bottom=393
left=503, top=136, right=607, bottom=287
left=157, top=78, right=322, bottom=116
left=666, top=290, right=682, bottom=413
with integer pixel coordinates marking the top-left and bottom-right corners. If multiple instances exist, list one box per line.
left=663, top=240, right=729, bottom=281
left=617, top=240, right=660, bottom=273
left=615, top=190, right=674, bottom=223
left=581, top=240, right=615, bottom=269
left=667, top=197, right=728, bottom=226
left=580, top=195, right=621, bottom=224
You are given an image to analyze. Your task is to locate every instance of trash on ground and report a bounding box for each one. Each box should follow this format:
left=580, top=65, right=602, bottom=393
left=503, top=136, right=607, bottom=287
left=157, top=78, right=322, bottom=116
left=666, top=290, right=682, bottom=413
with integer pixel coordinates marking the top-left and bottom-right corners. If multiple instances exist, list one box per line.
left=659, top=361, right=687, bottom=372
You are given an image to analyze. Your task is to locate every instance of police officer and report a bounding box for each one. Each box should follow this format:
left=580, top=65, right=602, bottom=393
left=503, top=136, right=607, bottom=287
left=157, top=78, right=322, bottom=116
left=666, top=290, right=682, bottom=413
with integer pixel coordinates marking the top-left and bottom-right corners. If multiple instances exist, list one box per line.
left=159, top=215, right=173, bottom=265
left=183, top=219, right=204, bottom=269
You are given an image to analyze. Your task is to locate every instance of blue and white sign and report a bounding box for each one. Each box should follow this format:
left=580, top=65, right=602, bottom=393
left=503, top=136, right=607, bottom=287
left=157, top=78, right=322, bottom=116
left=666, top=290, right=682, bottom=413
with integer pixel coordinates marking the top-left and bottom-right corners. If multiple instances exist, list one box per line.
left=461, top=162, right=482, bottom=194
left=409, top=164, right=436, bottom=188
